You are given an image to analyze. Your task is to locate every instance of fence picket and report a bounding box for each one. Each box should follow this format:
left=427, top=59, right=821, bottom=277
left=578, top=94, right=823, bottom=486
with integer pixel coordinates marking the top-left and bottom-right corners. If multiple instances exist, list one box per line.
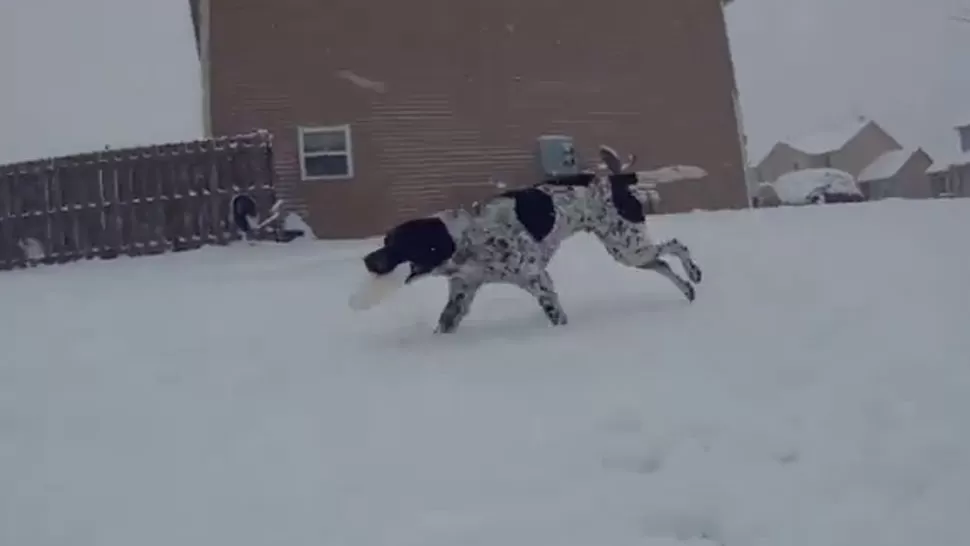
left=6, top=167, right=27, bottom=268
left=99, top=152, right=121, bottom=259
left=0, top=169, right=15, bottom=268
left=45, top=162, right=64, bottom=261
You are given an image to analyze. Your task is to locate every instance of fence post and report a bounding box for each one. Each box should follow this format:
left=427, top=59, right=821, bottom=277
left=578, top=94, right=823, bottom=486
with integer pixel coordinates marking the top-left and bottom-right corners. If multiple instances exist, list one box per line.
left=0, top=168, right=14, bottom=269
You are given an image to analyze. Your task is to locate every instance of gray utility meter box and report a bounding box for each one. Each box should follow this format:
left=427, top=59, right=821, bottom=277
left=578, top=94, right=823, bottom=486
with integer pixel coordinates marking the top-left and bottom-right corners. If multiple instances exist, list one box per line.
left=536, top=135, right=579, bottom=177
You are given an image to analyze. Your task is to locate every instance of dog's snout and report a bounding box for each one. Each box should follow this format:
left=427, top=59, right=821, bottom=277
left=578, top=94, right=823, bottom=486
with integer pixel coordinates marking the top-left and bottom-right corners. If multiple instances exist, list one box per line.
left=363, top=248, right=393, bottom=275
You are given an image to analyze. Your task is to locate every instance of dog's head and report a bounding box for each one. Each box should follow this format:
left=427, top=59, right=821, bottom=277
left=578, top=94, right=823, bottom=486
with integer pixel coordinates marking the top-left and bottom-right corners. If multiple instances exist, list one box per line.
left=362, top=217, right=456, bottom=283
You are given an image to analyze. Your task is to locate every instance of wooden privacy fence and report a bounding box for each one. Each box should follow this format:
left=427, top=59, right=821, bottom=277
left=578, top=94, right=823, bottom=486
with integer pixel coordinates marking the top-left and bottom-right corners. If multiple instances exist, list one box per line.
left=0, top=130, right=278, bottom=271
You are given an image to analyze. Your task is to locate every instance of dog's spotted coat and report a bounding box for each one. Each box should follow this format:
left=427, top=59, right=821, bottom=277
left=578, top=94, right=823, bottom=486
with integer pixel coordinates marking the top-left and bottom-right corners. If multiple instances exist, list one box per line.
left=362, top=148, right=705, bottom=333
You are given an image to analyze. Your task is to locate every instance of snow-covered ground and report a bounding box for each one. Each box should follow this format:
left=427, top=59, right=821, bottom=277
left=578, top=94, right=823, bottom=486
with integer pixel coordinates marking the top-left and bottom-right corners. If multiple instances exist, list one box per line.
left=2, top=199, right=969, bottom=546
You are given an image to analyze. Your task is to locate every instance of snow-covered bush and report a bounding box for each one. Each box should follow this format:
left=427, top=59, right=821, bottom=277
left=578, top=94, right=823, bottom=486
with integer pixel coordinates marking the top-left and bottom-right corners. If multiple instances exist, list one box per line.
left=753, top=182, right=782, bottom=207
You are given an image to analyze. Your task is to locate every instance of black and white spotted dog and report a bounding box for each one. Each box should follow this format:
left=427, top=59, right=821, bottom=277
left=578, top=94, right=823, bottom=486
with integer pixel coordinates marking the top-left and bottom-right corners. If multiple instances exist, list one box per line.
left=362, top=146, right=705, bottom=333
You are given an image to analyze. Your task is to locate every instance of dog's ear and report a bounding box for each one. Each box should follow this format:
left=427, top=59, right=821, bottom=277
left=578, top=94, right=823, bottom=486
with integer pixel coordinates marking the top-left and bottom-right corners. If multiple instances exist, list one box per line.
left=621, top=153, right=637, bottom=171
left=598, top=145, right=624, bottom=174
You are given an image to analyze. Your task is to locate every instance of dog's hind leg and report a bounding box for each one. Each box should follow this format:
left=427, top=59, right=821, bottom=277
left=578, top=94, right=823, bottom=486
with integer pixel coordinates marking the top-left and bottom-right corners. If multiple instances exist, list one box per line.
left=598, top=231, right=702, bottom=285
left=435, top=277, right=483, bottom=334
left=640, top=258, right=695, bottom=302
left=651, top=238, right=702, bottom=284
left=516, top=270, right=569, bottom=326
left=595, top=230, right=702, bottom=301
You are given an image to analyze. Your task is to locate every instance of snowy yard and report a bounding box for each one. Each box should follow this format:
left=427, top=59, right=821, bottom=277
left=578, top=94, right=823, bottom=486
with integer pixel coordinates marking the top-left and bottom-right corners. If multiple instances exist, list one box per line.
left=1, top=198, right=969, bottom=546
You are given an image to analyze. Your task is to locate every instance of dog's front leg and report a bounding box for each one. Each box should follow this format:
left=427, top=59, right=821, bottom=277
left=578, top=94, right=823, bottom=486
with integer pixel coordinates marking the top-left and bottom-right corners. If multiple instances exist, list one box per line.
left=435, top=277, right=483, bottom=334
left=517, top=271, right=569, bottom=326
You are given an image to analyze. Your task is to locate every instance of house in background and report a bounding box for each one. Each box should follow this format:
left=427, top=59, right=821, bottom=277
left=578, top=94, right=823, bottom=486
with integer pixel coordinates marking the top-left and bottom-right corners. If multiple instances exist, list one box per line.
left=958, top=121, right=970, bottom=154
left=927, top=122, right=970, bottom=198
left=857, top=148, right=933, bottom=200
left=753, top=116, right=902, bottom=183
left=752, top=116, right=935, bottom=202
left=189, top=0, right=748, bottom=238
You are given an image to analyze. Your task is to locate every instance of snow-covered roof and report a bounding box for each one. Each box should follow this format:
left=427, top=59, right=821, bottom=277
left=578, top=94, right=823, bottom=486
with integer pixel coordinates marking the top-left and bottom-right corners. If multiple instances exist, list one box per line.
left=857, top=149, right=917, bottom=181
left=928, top=152, right=970, bottom=173
left=782, top=117, right=871, bottom=155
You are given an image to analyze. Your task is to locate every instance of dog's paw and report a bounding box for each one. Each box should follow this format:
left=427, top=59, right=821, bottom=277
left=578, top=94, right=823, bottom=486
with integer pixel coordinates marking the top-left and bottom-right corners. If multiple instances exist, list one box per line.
left=434, top=322, right=457, bottom=334
left=682, top=283, right=696, bottom=302
left=685, top=261, right=702, bottom=284
left=542, top=307, right=569, bottom=326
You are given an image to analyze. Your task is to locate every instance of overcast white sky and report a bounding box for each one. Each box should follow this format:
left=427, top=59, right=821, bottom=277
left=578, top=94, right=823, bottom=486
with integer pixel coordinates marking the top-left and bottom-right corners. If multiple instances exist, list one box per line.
left=0, top=0, right=203, bottom=164
left=727, top=0, right=969, bottom=163
left=1, top=0, right=967, bottom=165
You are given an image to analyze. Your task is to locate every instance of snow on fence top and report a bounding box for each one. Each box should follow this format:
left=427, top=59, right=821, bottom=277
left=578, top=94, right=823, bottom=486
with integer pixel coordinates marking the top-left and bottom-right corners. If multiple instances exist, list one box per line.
left=0, top=130, right=273, bottom=176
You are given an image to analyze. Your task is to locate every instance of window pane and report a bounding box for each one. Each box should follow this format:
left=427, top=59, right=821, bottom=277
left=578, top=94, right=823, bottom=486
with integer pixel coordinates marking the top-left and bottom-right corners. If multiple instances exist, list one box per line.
left=303, top=129, right=347, bottom=153
left=304, top=154, right=349, bottom=177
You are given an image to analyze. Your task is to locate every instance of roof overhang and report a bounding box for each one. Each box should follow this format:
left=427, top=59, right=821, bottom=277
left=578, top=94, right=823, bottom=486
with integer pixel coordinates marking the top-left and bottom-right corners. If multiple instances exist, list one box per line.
left=190, top=0, right=201, bottom=57
left=189, top=0, right=737, bottom=56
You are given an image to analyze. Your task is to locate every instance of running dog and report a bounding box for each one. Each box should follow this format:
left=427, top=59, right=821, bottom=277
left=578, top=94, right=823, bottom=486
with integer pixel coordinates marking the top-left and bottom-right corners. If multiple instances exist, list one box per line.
left=360, top=146, right=705, bottom=333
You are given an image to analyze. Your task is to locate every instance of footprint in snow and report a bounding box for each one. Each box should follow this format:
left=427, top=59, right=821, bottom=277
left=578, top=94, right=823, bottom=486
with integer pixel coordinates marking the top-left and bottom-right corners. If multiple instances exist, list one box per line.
left=602, top=452, right=665, bottom=474
left=597, top=409, right=644, bottom=434
left=642, top=512, right=725, bottom=545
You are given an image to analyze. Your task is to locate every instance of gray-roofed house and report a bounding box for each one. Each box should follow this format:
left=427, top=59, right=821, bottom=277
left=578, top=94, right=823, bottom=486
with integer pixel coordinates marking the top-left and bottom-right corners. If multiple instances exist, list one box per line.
left=753, top=116, right=902, bottom=184
left=927, top=121, right=970, bottom=198
left=856, top=148, right=933, bottom=200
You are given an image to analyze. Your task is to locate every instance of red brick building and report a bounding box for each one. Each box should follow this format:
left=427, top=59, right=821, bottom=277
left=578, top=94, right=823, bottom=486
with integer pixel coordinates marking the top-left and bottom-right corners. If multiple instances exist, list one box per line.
left=191, top=0, right=748, bottom=238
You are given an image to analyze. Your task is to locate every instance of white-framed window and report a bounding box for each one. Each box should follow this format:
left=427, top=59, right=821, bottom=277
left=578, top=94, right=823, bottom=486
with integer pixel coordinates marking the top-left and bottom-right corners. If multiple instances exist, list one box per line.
left=298, top=124, right=354, bottom=180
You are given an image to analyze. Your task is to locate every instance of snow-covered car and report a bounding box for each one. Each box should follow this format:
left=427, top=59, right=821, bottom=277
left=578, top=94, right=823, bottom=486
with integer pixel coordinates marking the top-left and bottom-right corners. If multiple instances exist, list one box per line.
left=756, top=168, right=865, bottom=207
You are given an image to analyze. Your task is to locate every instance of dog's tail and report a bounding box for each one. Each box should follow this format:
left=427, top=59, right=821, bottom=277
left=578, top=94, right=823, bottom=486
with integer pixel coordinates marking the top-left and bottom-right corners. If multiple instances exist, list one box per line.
left=628, top=165, right=708, bottom=208
left=635, top=165, right=708, bottom=185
